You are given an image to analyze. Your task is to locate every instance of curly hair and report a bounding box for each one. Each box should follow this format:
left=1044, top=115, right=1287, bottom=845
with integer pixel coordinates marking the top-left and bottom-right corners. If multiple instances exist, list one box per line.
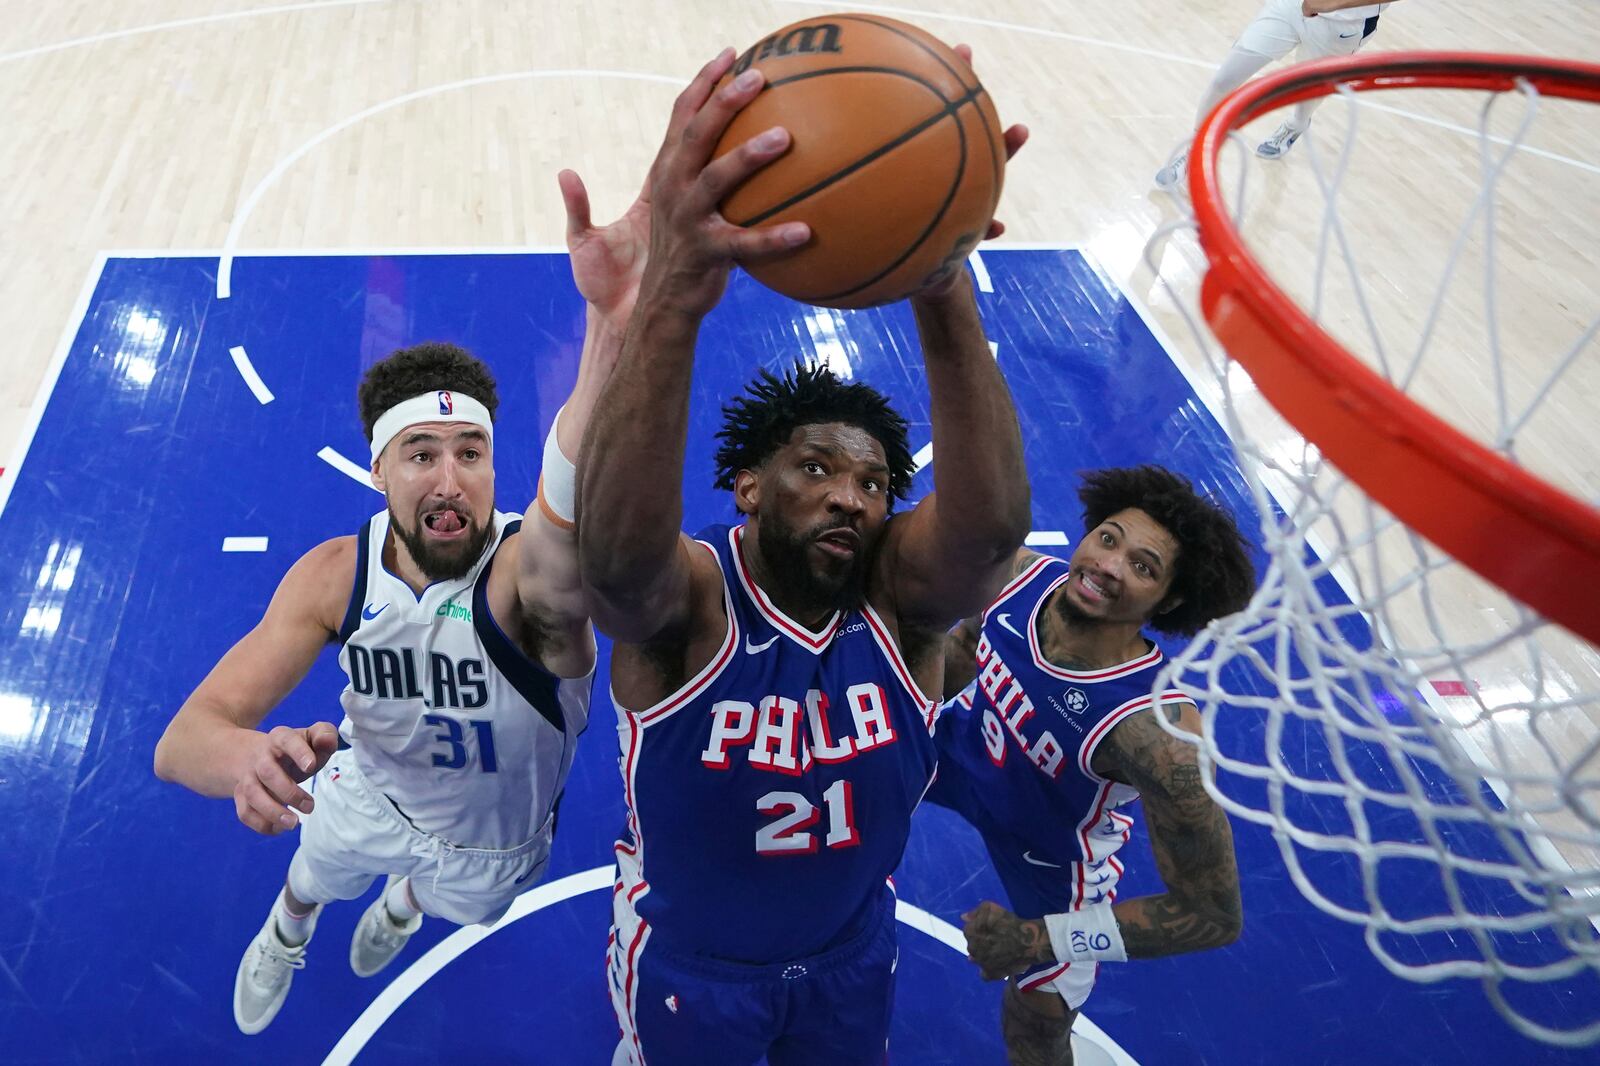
left=1078, top=465, right=1256, bottom=636
left=713, top=362, right=915, bottom=504
left=358, top=342, right=500, bottom=441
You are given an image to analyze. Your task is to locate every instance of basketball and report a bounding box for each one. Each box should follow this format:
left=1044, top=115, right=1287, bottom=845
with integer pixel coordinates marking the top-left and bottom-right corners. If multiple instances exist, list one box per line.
left=711, top=14, right=1007, bottom=309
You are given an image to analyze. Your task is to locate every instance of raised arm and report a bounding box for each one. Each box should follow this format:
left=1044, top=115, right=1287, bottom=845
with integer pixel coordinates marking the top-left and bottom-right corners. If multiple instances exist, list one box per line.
left=882, top=273, right=1032, bottom=628
left=508, top=169, right=648, bottom=676
left=961, top=702, right=1242, bottom=976
left=153, top=538, right=350, bottom=835
left=577, top=49, right=808, bottom=643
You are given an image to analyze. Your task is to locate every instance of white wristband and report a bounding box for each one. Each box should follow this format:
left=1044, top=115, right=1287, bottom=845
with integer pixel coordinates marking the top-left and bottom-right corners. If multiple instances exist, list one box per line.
left=536, top=405, right=578, bottom=530
left=1044, top=903, right=1127, bottom=964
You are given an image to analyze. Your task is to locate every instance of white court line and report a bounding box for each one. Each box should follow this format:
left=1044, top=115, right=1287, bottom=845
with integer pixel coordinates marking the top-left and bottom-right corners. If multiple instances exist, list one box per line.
left=228, top=346, right=275, bottom=404
left=774, top=0, right=1212, bottom=70
left=968, top=250, right=993, bottom=292
left=322, top=865, right=1141, bottom=1066
left=1025, top=531, right=1071, bottom=547
left=216, top=69, right=682, bottom=299
left=0, top=0, right=388, bottom=65
left=0, top=254, right=109, bottom=523
left=776, top=1, right=1600, bottom=176
left=221, top=537, right=269, bottom=552
left=317, top=446, right=377, bottom=490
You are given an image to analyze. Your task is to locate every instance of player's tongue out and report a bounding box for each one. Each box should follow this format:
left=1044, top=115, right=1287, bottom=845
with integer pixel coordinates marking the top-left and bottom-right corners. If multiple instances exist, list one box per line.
left=426, top=509, right=464, bottom=533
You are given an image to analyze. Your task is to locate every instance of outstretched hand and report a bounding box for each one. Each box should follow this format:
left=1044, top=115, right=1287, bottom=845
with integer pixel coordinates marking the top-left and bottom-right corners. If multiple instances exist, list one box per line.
left=953, top=43, right=1028, bottom=242
left=232, top=721, right=340, bottom=836
left=962, top=900, right=1057, bottom=981
left=560, top=168, right=651, bottom=329
left=638, top=48, right=810, bottom=320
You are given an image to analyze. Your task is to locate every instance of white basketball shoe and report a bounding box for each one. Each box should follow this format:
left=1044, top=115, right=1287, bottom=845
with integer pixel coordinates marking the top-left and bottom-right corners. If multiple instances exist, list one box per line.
left=234, top=897, right=318, bottom=1035
left=1153, top=148, right=1190, bottom=193
left=1256, top=122, right=1304, bottom=159
left=350, top=875, right=423, bottom=978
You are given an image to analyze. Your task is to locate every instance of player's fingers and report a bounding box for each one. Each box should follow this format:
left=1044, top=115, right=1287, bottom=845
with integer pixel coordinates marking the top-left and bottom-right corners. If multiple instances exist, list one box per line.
left=985, top=219, right=1006, bottom=241
left=727, top=220, right=811, bottom=265
left=1002, top=123, right=1029, bottom=161
left=693, top=124, right=790, bottom=210
left=663, top=48, right=740, bottom=155
left=269, top=724, right=318, bottom=776
left=308, top=721, right=340, bottom=755
left=954, top=43, right=974, bottom=66
left=676, top=66, right=767, bottom=175
left=559, top=169, right=593, bottom=240
left=973, top=900, right=1004, bottom=923
left=238, top=778, right=294, bottom=834
left=254, top=757, right=314, bottom=814
left=233, top=790, right=274, bottom=835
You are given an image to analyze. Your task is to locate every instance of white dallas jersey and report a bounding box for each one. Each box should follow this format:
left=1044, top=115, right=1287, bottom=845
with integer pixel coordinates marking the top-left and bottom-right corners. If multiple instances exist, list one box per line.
left=1320, top=3, right=1388, bottom=22
left=335, top=509, right=591, bottom=850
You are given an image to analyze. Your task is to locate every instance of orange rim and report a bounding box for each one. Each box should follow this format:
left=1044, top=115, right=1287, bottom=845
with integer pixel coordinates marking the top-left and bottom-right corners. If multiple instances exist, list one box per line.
left=1189, top=51, right=1600, bottom=645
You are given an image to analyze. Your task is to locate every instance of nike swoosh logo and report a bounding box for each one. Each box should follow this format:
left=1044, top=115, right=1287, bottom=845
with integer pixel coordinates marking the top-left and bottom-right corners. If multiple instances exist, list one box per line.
left=745, top=633, right=780, bottom=654
left=362, top=603, right=389, bottom=620
left=1339, top=31, right=1357, bottom=37
left=996, top=613, right=1025, bottom=641
left=514, top=861, right=545, bottom=885
left=1022, top=851, right=1063, bottom=868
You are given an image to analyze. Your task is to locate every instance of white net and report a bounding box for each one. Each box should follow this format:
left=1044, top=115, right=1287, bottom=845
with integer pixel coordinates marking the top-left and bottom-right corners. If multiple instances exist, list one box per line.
left=1144, top=57, right=1600, bottom=1046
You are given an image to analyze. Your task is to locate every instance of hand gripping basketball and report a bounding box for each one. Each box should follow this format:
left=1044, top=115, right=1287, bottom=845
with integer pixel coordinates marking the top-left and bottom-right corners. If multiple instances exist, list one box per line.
left=638, top=48, right=811, bottom=319
left=232, top=721, right=340, bottom=837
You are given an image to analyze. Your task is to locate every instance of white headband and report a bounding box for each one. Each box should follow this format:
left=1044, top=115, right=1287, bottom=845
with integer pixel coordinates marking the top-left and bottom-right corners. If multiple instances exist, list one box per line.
left=369, top=390, right=494, bottom=464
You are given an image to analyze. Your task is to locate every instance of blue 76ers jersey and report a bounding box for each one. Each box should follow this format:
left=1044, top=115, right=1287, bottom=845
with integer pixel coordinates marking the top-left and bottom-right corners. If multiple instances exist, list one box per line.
left=937, top=554, right=1189, bottom=909
left=613, top=523, right=939, bottom=963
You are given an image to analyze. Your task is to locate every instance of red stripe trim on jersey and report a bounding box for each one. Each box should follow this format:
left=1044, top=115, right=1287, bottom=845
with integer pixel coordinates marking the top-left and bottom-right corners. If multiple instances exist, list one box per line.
left=616, top=713, right=652, bottom=911
left=1078, top=779, right=1117, bottom=872
left=981, top=553, right=1057, bottom=624
left=1077, top=689, right=1192, bottom=780
left=622, top=916, right=650, bottom=1065
left=860, top=600, right=938, bottom=729
left=731, top=525, right=841, bottom=651
left=1020, top=962, right=1071, bottom=992
left=626, top=540, right=740, bottom=728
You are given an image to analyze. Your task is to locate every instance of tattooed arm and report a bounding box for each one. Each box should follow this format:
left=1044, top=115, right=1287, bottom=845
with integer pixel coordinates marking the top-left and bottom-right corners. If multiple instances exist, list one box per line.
left=961, top=701, right=1241, bottom=977
left=1095, top=700, right=1242, bottom=957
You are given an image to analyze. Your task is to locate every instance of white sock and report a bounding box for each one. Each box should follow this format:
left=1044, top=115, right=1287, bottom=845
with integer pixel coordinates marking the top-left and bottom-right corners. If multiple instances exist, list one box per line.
left=274, top=891, right=320, bottom=947
left=383, top=877, right=421, bottom=924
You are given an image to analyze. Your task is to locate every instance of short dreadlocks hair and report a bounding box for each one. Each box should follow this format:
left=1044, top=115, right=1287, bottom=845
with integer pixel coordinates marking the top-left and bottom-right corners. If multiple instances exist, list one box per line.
left=1078, top=465, right=1256, bottom=637
left=713, top=363, right=915, bottom=505
left=358, top=342, right=500, bottom=442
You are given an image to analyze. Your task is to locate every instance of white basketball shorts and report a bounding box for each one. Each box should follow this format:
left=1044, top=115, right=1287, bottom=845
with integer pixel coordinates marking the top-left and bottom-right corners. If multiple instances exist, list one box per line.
left=287, top=754, right=553, bottom=926
left=1237, top=0, right=1372, bottom=62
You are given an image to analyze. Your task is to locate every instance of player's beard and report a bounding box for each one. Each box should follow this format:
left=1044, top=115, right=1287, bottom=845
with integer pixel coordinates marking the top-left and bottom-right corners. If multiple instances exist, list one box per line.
left=756, top=510, right=870, bottom=618
left=390, top=502, right=493, bottom=582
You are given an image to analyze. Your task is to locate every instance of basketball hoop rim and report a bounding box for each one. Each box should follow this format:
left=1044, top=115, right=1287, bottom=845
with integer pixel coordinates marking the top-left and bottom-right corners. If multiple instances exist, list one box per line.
left=1187, top=51, right=1600, bottom=646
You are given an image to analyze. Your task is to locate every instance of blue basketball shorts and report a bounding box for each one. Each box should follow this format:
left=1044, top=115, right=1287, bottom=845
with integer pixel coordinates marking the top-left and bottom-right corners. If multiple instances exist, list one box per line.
left=608, top=880, right=897, bottom=1066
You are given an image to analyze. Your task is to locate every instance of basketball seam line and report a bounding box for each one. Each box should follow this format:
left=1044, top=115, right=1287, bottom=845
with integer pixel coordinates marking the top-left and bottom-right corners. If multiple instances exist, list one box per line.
left=815, top=91, right=975, bottom=302
left=836, top=14, right=1005, bottom=212
left=733, top=81, right=986, bottom=231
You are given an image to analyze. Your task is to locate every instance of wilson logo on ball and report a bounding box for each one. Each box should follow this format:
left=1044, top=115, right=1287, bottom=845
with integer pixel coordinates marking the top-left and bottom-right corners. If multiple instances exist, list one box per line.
left=713, top=14, right=1007, bottom=309
left=732, top=24, right=843, bottom=75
